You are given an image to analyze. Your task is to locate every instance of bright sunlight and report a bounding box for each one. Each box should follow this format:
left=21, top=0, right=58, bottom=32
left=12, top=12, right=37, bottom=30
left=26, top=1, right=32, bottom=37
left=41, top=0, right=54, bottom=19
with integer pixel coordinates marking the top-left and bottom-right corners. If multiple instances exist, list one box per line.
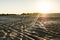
left=37, top=1, right=52, bottom=14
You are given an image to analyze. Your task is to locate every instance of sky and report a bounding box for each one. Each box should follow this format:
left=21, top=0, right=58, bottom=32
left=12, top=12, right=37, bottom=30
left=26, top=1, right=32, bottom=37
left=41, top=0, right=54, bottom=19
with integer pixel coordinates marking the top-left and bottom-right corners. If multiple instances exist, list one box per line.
left=0, top=0, right=60, bottom=14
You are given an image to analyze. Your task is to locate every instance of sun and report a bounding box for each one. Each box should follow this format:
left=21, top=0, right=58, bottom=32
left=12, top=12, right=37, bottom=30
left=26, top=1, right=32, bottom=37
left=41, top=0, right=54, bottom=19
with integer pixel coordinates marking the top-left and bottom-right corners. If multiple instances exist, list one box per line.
left=39, top=3, right=51, bottom=13
left=36, top=1, right=52, bottom=14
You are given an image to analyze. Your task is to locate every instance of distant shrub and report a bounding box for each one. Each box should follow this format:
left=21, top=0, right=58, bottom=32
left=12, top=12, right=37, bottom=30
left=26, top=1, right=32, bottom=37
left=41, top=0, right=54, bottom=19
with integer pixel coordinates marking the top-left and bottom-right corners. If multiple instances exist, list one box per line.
left=0, top=14, right=17, bottom=16
left=21, top=13, right=39, bottom=15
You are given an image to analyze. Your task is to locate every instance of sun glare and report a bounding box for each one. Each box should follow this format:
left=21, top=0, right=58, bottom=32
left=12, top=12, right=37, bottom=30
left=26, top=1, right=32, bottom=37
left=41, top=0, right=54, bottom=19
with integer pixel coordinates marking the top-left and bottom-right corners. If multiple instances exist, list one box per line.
left=37, top=1, right=52, bottom=14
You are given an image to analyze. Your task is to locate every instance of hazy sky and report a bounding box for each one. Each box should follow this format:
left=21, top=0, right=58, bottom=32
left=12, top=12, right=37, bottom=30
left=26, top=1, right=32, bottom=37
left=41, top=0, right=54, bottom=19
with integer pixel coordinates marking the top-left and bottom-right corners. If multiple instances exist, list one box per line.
left=0, top=0, right=60, bottom=14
